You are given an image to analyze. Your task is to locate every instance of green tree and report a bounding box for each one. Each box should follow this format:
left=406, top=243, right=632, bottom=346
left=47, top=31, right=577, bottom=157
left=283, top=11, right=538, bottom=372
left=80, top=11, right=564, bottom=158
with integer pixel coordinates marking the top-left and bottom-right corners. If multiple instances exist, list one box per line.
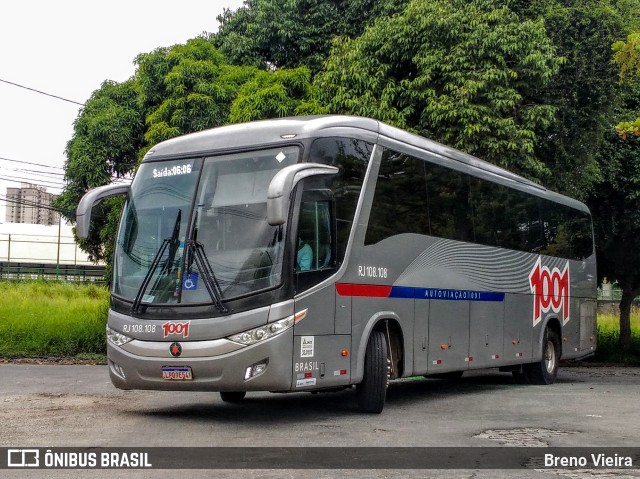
left=54, top=79, right=144, bottom=264
left=313, top=0, right=561, bottom=182
left=137, top=38, right=259, bottom=151
left=58, top=39, right=314, bottom=272
left=591, top=137, right=640, bottom=351
left=613, top=32, right=640, bottom=137
left=589, top=82, right=640, bottom=350
left=511, top=0, right=640, bottom=199
left=229, top=67, right=313, bottom=122
left=213, top=0, right=408, bottom=73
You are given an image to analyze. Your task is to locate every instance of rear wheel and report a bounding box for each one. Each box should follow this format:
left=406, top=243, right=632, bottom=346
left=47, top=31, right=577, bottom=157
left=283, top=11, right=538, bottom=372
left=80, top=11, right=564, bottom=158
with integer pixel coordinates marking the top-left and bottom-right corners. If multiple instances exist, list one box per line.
left=220, top=391, right=246, bottom=403
left=524, top=328, right=560, bottom=385
left=357, top=330, right=388, bottom=413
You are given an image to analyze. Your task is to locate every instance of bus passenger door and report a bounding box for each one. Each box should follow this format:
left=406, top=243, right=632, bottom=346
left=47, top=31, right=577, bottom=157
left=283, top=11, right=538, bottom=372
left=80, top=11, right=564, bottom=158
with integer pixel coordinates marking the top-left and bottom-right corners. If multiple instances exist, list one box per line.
left=427, top=300, right=470, bottom=373
left=291, top=190, right=350, bottom=389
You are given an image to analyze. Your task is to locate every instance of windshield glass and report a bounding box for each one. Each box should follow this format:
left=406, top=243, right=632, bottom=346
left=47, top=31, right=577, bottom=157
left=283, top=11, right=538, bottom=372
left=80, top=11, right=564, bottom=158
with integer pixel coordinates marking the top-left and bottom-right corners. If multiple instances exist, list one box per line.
left=113, top=147, right=299, bottom=305
left=113, top=159, right=199, bottom=303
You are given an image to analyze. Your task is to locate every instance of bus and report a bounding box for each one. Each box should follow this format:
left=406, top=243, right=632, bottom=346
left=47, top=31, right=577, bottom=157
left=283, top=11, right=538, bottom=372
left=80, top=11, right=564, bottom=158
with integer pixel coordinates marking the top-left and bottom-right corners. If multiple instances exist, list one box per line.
left=76, top=116, right=597, bottom=413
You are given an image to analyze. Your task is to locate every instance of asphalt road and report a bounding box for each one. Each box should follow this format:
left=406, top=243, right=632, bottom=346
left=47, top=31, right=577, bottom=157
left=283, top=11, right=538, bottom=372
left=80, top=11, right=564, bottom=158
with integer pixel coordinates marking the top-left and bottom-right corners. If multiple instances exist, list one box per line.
left=1, top=364, right=639, bottom=478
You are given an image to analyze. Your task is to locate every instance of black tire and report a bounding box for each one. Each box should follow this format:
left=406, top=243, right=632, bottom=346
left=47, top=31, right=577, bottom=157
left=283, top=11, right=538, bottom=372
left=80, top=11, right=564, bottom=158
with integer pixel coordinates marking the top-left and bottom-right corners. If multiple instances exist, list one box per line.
left=220, top=391, right=246, bottom=403
left=524, top=328, right=560, bottom=385
left=357, top=330, right=388, bottom=413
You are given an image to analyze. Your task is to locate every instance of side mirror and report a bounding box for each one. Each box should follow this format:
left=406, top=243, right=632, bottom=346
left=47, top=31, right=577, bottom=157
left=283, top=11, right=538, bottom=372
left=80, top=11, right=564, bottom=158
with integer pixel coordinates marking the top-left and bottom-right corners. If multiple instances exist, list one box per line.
left=267, top=163, right=338, bottom=225
left=76, top=183, right=131, bottom=239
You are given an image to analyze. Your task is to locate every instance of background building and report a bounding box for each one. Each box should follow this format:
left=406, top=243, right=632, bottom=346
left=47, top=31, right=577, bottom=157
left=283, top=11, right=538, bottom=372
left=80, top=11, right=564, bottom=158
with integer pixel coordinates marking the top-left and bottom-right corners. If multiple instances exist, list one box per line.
left=5, top=183, right=60, bottom=225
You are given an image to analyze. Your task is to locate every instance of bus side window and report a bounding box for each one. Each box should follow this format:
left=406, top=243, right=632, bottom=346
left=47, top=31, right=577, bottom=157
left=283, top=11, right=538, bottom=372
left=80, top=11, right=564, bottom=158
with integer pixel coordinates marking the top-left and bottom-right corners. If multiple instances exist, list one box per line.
left=296, top=199, right=334, bottom=273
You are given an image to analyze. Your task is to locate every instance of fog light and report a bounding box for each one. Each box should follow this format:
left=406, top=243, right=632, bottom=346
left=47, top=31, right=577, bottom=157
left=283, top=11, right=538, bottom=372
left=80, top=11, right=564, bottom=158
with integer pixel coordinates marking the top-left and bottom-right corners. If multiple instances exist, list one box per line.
left=244, top=359, right=269, bottom=381
left=110, top=361, right=126, bottom=379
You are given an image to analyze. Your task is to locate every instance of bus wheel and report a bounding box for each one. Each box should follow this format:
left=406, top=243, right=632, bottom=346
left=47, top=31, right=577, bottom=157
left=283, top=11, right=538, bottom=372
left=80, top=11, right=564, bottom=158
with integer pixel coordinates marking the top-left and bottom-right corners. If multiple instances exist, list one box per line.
left=357, top=330, right=388, bottom=413
left=220, top=391, right=246, bottom=403
left=525, top=328, right=560, bottom=385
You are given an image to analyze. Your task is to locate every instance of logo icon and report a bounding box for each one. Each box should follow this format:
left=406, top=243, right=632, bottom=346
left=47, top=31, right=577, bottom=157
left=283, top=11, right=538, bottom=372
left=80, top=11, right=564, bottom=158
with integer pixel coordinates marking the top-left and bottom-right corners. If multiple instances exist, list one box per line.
left=162, top=321, right=190, bottom=338
left=169, top=342, right=182, bottom=357
left=8, top=449, right=39, bottom=467
left=529, top=257, right=570, bottom=326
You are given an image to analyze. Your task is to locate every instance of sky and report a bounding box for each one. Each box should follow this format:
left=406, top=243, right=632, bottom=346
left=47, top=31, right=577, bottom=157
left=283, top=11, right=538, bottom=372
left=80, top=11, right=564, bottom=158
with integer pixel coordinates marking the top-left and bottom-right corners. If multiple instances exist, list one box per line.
left=0, top=0, right=246, bottom=204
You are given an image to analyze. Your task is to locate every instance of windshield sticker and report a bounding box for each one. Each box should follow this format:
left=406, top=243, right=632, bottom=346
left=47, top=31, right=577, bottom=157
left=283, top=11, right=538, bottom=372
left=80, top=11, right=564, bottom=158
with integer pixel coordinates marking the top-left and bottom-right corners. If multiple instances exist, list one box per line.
left=301, top=336, right=314, bottom=358
left=275, top=152, right=286, bottom=163
left=183, top=272, right=198, bottom=291
left=152, top=164, right=192, bottom=178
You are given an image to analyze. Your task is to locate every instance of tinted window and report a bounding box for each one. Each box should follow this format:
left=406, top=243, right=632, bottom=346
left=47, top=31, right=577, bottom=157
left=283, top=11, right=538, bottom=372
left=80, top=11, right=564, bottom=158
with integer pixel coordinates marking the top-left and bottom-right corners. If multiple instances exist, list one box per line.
left=366, top=148, right=593, bottom=260
left=297, top=200, right=333, bottom=272
left=366, top=150, right=474, bottom=245
left=309, top=137, right=372, bottom=264
left=538, top=201, right=593, bottom=260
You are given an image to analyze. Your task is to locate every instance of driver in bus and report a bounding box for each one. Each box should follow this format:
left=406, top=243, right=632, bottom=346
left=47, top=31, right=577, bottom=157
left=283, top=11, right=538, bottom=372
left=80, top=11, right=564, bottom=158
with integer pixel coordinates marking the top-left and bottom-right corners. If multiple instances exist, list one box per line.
left=297, top=237, right=312, bottom=271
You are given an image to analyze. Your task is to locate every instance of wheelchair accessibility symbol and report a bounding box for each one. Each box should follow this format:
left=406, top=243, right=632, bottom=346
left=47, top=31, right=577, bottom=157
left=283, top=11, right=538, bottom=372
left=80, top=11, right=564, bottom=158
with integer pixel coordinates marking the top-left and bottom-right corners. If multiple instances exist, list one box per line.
left=183, top=273, right=199, bottom=290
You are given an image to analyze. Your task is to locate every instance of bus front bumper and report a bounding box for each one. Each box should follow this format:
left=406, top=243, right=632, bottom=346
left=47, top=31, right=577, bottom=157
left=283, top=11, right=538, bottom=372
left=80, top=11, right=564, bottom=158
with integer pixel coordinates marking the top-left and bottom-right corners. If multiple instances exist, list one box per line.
left=107, top=328, right=294, bottom=392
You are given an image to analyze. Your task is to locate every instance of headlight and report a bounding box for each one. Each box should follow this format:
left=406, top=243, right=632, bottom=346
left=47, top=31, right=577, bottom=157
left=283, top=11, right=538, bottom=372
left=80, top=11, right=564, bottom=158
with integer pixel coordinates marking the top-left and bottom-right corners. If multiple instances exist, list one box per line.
left=106, top=326, right=133, bottom=347
left=227, top=309, right=307, bottom=346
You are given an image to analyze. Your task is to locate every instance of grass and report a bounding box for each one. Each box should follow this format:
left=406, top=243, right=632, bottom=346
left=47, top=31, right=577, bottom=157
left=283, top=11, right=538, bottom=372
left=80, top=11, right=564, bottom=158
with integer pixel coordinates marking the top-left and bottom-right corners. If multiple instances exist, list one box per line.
left=591, top=311, right=640, bottom=365
left=0, top=281, right=109, bottom=358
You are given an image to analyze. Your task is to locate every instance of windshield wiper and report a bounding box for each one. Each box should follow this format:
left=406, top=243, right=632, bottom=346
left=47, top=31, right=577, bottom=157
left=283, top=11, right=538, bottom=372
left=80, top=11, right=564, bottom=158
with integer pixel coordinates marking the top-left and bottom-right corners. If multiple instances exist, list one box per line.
left=131, top=210, right=181, bottom=314
left=185, top=239, right=228, bottom=314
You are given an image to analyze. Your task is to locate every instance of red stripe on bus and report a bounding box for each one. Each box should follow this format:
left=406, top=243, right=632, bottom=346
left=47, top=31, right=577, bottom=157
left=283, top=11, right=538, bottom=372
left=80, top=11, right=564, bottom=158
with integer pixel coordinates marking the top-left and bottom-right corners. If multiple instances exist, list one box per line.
left=336, top=283, right=392, bottom=297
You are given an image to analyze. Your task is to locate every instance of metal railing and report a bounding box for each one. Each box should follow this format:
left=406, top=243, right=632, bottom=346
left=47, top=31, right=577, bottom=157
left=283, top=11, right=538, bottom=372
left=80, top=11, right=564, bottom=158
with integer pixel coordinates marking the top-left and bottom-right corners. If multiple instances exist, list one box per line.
left=598, top=288, right=623, bottom=301
left=0, top=233, right=105, bottom=283
left=0, top=261, right=105, bottom=283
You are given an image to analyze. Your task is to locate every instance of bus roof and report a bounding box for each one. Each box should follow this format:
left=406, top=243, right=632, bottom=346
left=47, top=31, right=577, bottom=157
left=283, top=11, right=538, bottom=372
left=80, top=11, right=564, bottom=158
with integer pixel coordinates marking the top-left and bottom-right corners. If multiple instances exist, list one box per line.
left=143, top=115, right=589, bottom=214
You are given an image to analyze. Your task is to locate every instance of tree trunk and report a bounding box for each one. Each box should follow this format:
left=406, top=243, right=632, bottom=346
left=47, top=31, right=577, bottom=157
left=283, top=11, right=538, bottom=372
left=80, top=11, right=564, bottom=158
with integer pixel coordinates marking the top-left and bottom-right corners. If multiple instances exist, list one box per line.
left=618, top=288, right=634, bottom=351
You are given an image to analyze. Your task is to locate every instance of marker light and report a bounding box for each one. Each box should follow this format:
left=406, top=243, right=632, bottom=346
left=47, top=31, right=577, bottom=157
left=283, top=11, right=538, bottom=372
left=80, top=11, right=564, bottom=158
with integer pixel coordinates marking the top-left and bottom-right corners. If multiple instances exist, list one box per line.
left=106, top=326, right=133, bottom=347
left=228, top=309, right=307, bottom=346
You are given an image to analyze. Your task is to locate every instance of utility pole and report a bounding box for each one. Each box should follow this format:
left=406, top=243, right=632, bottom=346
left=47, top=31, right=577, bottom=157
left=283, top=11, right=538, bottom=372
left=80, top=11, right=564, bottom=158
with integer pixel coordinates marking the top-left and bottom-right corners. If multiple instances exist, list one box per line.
left=56, top=218, right=61, bottom=279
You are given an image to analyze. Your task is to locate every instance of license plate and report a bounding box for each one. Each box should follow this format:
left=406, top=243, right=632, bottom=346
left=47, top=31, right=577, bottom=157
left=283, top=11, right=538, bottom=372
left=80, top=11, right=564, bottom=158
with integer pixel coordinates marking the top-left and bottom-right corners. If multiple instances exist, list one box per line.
left=162, top=366, right=193, bottom=380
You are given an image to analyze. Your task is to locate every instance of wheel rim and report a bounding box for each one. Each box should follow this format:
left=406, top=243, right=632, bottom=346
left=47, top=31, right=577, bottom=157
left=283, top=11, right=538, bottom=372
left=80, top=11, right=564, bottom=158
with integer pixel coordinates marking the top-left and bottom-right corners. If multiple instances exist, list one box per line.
left=544, top=339, right=556, bottom=374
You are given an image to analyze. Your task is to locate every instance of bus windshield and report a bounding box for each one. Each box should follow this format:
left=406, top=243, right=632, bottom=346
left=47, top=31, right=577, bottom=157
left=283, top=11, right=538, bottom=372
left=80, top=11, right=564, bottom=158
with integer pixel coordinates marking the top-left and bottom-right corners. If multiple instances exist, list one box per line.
left=113, top=146, right=299, bottom=306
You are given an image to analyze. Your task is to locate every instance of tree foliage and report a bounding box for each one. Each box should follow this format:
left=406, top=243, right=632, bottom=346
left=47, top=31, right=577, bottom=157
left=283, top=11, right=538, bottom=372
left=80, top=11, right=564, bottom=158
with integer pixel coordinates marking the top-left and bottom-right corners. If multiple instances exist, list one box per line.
left=313, top=0, right=561, bottom=182
left=137, top=39, right=258, bottom=151
left=213, top=0, right=408, bottom=73
left=229, top=68, right=314, bottom=122
left=589, top=82, right=640, bottom=349
left=507, top=0, right=639, bottom=199
left=613, top=32, right=640, bottom=137
left=54, top=79, right=144, bottom=263
left=57, top=39, right=313, bottom=268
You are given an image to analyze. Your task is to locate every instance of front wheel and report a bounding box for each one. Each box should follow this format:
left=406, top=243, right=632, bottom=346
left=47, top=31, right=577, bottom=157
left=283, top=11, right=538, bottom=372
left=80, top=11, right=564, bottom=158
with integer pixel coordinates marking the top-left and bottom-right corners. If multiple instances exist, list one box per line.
left=524, top=328, right=560, bottom=385
left=357, top=330, right=388, bottom=413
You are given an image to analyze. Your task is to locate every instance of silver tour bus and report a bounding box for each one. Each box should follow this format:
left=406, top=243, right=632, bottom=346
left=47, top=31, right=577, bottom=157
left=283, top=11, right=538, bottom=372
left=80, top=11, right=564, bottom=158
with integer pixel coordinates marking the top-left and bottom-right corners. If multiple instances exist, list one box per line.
left=77, top=116, right=597, bottom=413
